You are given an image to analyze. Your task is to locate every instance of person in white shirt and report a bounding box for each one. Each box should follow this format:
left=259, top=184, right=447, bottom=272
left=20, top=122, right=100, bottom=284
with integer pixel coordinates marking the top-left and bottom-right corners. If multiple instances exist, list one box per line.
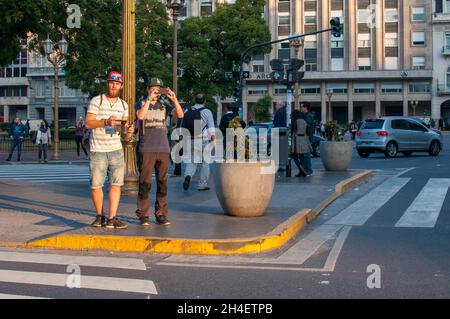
left=85, top=71, right=134, bottom=229
left=182, top=94, right=216, bottom=192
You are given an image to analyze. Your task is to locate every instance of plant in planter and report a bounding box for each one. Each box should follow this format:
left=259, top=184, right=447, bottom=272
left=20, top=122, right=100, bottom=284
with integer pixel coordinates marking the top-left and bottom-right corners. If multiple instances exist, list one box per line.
left=320, top=121, right=353, bottom=171
left=213, top=117, right=275, bottom=217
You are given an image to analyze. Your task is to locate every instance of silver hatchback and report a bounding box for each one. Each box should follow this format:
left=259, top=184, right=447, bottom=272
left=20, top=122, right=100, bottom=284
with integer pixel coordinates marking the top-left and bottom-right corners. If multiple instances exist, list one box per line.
left=356, top=117, right=443, bottom=158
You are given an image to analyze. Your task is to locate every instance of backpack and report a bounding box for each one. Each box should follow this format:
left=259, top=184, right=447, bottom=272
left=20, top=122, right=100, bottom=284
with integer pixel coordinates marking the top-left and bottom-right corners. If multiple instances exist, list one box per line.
left=181, top=106, right=206, bottom=137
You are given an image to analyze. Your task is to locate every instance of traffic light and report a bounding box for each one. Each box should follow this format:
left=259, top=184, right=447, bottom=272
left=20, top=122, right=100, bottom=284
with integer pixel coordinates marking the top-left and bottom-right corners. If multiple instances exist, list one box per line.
left=287, top=58, right=304, bottom=71
left=233, top=84, right=240, bottom=102
left=330, top=17, right=343, bottom=38
left=270, top=59, right=284, bottom=71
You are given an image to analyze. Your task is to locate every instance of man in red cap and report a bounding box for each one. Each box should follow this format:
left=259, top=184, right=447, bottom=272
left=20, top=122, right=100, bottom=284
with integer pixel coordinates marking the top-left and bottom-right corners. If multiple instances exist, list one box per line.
left=85, top=71, right=134, bottom=229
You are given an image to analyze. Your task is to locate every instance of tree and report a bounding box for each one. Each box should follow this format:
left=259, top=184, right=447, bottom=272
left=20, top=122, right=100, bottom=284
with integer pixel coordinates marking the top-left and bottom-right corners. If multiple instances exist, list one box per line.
left=0, top=0, right=54, bottom=66
left=1, top=0, right=171, bottom=99
left=177, top=0, right=271, bottom=111
left=253, top=95, right=273, bottom=123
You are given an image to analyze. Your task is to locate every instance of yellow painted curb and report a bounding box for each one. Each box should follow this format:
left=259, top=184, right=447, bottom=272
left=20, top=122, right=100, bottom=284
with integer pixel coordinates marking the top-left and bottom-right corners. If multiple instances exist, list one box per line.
left=24, top=170, right=373, bottom=255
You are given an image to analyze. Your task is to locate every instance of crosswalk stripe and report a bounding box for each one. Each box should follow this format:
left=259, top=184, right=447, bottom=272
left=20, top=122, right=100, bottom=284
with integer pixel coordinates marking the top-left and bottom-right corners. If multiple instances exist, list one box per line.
left=326, top=177, right=411, bottom=226
left=0, top=293, right=50, bottom=299
left=0, top=270, right=158, bottom=295
left=395, top=178, right=450, bottom=228
left=0, top=251, right=147, bottom=271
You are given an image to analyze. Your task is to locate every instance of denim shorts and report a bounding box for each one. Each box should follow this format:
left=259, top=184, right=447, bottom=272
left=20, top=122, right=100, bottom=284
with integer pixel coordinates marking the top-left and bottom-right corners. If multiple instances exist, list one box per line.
left=89, top=149, right=125, bottom=189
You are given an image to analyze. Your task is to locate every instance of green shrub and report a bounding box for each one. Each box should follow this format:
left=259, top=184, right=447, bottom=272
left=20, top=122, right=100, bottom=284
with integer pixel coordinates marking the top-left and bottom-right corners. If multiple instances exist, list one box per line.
left=0, top=122, right=11, bottom=133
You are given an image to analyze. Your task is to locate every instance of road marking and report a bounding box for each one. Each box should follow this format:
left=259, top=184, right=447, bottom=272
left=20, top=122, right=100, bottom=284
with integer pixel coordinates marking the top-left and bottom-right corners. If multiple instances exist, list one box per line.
left=395, top=178, right=450, bottom=228
left=0, top=270, right=158, bottom=295
left=0, top=293, right=50, bottom=299
left=325, top=177, right=411, bottom=226
left=323, top=226, right=352, bottom=272
left=274, top=225, right=342, bottom=264
left=0, top=251, right=146, bottom=270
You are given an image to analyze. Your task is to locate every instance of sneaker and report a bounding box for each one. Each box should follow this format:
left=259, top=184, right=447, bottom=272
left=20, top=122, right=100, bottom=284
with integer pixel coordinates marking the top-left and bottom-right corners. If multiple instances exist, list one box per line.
left=183, top=176, right=191, bottom=191
left=91, top=215, right=106, bottom=228
left=139, top=216, right=151, bottom=226
left=106, top=217, right=128, bottom=229
left=155, top=214, right=171, bottom=226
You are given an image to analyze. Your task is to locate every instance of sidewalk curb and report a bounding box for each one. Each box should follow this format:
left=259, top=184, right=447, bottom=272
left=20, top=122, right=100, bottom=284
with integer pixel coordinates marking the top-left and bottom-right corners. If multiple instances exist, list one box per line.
left=21, top=170, right=373, bottom=255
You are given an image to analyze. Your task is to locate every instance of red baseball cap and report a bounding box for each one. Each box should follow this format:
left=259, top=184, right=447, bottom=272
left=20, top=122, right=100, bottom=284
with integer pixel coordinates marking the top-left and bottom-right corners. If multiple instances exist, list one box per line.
left=106, top=71, right=124, bottom=83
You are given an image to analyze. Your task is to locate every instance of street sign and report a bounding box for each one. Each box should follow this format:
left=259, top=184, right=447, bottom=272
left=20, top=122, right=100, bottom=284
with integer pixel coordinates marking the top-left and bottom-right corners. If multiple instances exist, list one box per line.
left=232, top=71, right=241, bottom=79
left=242, top=71, right=250, bottom=79
left=224, top=72, right=233, bottom=79
left=271, top=71, right=284, bottom=83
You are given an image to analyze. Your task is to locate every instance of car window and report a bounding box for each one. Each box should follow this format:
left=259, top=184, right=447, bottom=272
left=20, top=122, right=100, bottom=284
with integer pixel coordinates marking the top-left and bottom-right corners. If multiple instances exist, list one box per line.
left=391, top=119, right=409, bottom=130
left=407, top=120, right=427, bottom=132
left=361, top=120, right=384, bottom=130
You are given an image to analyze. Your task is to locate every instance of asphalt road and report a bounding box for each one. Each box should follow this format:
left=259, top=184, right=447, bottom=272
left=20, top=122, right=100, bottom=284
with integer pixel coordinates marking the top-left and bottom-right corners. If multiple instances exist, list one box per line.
left=0, top=134, right=449, bottom=300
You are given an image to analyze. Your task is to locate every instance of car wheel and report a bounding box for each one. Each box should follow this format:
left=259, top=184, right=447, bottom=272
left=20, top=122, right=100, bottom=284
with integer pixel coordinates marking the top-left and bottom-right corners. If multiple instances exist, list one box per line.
left=402, top=151, right=413, bottom=157
left=313, top=143, right=320, bottom=157
left=357, top=150, right=370, bottom=158
left=429, top=140, right=440, bottom=156
left=384, top=142, right=398, bottom=158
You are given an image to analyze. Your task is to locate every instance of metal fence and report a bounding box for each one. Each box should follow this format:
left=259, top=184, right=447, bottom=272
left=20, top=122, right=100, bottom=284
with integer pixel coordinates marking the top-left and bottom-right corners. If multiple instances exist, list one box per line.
left=0, top=136, right=77, bottom=152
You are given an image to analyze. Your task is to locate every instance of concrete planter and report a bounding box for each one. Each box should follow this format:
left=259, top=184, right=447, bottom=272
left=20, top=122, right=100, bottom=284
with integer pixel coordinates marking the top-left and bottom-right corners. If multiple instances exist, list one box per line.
left=212, top=161, right=276, bottom=217
left=320, top=141, right=353, bottom=171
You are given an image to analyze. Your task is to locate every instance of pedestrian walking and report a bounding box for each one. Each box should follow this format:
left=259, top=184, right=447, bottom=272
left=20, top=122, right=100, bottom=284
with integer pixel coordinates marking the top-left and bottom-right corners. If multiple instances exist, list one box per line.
left=135, top=78, right=184, bottom=226
left=299, top=103, right=314, bottom=176
left=6, top=118, right=29, bottom=162
left=273, top=101, right=287, bottom=128
left=350, top=122, right=358, bottom=140
left=182, top=94, right=216, bottom=192
left=291, top=113, right=311, bottom=177
left=75, top=117, right=89, bottom=159
left=35, top=120, right=51, bottom=163
left=85, top=70, right=134, bottom=229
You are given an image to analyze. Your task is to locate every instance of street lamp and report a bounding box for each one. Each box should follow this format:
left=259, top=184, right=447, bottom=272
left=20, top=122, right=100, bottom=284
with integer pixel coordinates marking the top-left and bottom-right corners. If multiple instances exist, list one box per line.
left=167, top=0, right=185, bottom=96
left=43, top=35, right=69, bottom=160
left=326, top=88, right=333, bottom=122
left=289, top=36, right=304, bottom=111
left=411, top=100, right=419, bottom=117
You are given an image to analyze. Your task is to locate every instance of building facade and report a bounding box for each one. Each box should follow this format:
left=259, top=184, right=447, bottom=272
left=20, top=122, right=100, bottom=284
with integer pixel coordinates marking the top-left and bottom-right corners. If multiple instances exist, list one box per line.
left=432, top=0, right=450, bottom=128
left=0, top=38, right=89, bottom=127
left=183, top=0, right=436, bottom=125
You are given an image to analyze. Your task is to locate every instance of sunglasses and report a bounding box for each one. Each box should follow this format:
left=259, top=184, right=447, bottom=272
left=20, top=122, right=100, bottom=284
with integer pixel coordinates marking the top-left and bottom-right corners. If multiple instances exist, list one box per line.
left=109, top=74, right=123, bottom=82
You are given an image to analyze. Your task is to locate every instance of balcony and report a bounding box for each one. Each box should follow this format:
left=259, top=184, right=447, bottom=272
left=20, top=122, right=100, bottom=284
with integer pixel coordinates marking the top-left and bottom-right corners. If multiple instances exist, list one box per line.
left=437, top=85, right=450, bottom=96
left=442, top=46, right=450, bottom=55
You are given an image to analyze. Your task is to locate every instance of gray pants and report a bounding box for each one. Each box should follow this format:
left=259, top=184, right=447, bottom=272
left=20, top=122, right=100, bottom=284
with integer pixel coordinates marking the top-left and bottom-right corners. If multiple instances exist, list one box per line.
left=38, top=143, right=48, bottom=160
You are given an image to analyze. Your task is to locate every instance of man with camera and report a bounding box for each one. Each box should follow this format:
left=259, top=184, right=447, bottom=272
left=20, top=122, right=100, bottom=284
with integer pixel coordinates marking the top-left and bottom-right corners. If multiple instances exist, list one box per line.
left=135, top=78, right=184, bottom=226
left=85, top=71, right=134, bottom=229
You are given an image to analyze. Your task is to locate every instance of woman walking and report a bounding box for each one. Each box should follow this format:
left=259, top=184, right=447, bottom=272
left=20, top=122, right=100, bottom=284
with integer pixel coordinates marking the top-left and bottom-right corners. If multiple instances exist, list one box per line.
left=75, top=117, right=89, bottom=159
left=291, top=116, right=312, bottom=177
left=36, top=120, right=51, bottom=163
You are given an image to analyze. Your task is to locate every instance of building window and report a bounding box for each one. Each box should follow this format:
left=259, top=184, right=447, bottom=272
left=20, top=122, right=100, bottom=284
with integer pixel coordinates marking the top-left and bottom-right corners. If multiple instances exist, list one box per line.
left=252, top=61, right=264, bottom=73
left=354, top=83, right=375, bottom=94
left=385, top=57, right=399, bottom=70
left=331, top=58, right=344, bottom=71
left=409, top=82, right=431, bottom=93
left=305, top=11, right=316, bottom=24
left=274, top=86, right=287, bottom=95
left=385, top=8, right=399, bottom=22
left=381, top=82, right=402, bottom=94
left=385, top=33, right=398, bottom=47
left=412, top=57, right=426, bottom=70
left=35, top=81, right=45, bottom=97
left=278, top=42, right=290, bottom=60
left=248, top=86, right=268, bottom=95
left=327, top=84, right=347, bottom=94
left=300, top=86, right=320, bottom=94
left=357, top=33, right=371, bottom=47
left=358, top=58, right=371, bottom=70
left=447, top=67, right=450, bottom=88
left=411, top=7, right=425, bottom=22
left=412, top=32, right=426, bottom=46
left=200, top=0, right=213, bottom=16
